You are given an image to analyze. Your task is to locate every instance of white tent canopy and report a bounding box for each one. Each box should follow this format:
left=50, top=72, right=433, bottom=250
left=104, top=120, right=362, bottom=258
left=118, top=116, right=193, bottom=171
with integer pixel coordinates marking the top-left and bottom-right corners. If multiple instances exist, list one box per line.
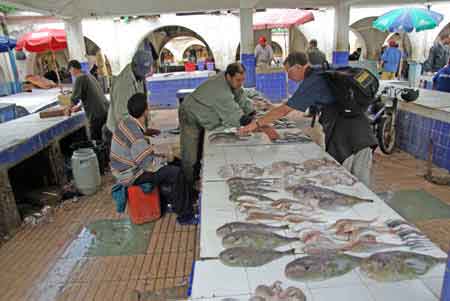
left=5, top=0, right=450, bottom=18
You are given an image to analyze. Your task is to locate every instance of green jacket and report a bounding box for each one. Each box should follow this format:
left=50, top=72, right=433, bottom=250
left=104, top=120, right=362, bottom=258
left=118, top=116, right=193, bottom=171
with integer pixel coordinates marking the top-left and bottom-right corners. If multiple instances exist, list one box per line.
left=180, top=72, right=254, bottom=130
left=106, top=64, right=146, bottom=131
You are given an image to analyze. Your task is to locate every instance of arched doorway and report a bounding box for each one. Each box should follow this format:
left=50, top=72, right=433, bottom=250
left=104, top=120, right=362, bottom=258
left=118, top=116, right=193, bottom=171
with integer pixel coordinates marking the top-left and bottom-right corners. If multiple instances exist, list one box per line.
left=138, top=25, right=215, bottom=73
left=350, top=17, right=389, bottom=61
left=183, top=44, right=207, bottom=61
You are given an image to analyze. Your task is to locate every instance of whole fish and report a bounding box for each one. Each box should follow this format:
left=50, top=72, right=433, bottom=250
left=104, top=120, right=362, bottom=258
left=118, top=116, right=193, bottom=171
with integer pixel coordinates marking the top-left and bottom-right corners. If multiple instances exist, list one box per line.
left=333, top=226, right=393, bottom=242
left=246, top=211, right=322, bottom=224
left=252, top=281, right=307, bottom=301
left=216, top=222, right=289, bottom=237
left=306, top=172, right=357, bottom=187
left=222, top=230, right=300, bottom=249
left=341, top=236, right=405, bottom=253
left=271, top=198, right=315, bottom=212
left=285, top=253, right=361, bottom=281
left=230, top=192, right=275, bottom=203
left=360, top=251, right=445, bottom=281
left=301, top=158, right=340, bottom=172
left=219, top=247, right=295, bottom=267
left=292, top=185, right=373, bottom=211
left=209, top=132, right=246, bottom=144
left=218, top=164, right=265, bottom=179
left=267, top=161, right=303, bottom=176
left=328, top=218, right=378, bottom=231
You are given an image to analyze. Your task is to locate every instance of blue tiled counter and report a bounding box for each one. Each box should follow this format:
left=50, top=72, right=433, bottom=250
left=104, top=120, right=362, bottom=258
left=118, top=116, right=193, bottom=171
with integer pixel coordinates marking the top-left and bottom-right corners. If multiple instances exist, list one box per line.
left=256, top=68, right=287, bottom=103
left=0, top=103, right=15, bottom=123
left=147, top=71, right=214, bottom=108
left=382, top=81, right=450, bottom=171
left=396, top=107, right=450, bottom=171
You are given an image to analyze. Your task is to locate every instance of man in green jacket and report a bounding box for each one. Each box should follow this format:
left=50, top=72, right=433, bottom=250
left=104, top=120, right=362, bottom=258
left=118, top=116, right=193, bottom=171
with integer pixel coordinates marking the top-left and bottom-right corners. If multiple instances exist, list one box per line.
left=179, top=62, right=255, bottom=186
left=106, top=50, right=153, bottom=133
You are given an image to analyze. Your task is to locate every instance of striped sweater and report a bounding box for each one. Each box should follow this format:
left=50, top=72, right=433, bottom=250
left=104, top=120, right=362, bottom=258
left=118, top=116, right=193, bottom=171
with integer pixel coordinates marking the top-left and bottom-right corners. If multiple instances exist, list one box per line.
left=110, top=117, right=156, bottom=185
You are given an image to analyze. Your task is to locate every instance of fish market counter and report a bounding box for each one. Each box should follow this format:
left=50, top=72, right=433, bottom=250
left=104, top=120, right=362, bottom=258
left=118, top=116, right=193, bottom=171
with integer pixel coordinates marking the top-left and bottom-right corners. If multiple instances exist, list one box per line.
left=381, top=81, right=450, bottom=172
left=189, top=129, right=447, bottom=300
left=0, top=87, right=63, bottom=118
left=0, top=111, right=88, bottom=235
left=147, top=71, right=215, bottom=108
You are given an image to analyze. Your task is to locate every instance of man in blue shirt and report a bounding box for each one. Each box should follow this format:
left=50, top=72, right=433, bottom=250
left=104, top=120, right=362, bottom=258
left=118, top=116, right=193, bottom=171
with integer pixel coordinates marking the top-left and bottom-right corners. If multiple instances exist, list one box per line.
left=381, top=40, right=402, bottom=80
left=239, top=52, right=377, bottom=186
left=432, top=59, right=450, bottom=92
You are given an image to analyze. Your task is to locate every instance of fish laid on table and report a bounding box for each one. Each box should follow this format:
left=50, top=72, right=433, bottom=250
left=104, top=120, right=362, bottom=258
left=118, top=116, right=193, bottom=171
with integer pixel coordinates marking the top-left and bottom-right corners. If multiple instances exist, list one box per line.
left=219, top=247, right=295, bottom=267
left=341, top=235, right=405, bottom=253
left=333, top=226, right=394, bottom=242
left=227, top=177, right=279, bottom=195
left=305, top=171, right=358, bottom=187
left=266, top=161, right=304, bottom=176
left=216, top=222, right=289, bottom=237
left=300, top=158, right=341, bottom=172
left=222, top=230, right=300, bottom=249
left=209, top=132, right=249, bottom=144
left=273, top=132, right=312, bottom=144
left=270, top=198, right=316, bottom=212
left=285, top=253, right=360, bottom=281
left=292, top=185, right=373, bottom=211
left=328, top=218, right=378, bottom=231
left=246, top=211, right=323, bottom=224
left=230, top=191, right=275, bottom=203
left=250, top=281, right=307, bottom=301
left=218, top=164, right=265, bottom=179
left=360, top=251, right=445, bottom=282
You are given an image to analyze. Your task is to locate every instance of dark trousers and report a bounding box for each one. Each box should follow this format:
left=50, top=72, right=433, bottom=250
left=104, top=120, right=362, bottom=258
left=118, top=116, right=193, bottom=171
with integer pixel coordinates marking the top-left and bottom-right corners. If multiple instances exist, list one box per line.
left=90, top=115, right=107, bottom=141
left=134, top=165, right=194, bottom=217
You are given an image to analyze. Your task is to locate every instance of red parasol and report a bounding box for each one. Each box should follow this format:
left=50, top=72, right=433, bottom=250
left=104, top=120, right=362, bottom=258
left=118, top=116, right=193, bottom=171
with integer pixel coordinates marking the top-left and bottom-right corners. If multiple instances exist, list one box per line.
left=16, top=28, right=67, bottom=52
left=253, top=9, right=315, bottom=30
left=16, top=28, right=67, bottom=89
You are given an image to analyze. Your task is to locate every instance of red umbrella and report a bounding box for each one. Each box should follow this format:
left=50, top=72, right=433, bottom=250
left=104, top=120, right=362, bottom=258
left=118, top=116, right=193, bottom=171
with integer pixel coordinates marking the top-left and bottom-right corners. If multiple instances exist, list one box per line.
left=253, top=9, right=315, bottom=30
left=16, top=28, right=67, bottom=89
left=16, top=28, right=67, bottom=52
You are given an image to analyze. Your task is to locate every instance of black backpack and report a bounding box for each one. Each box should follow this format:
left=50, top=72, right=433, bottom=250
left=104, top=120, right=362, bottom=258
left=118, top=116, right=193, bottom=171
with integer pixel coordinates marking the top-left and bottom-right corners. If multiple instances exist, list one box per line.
left=321, top=66, right=379, bottom=118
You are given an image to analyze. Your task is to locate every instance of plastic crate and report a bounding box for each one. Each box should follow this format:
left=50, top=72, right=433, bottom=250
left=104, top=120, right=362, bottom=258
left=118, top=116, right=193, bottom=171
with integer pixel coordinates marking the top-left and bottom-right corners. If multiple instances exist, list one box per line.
left=127, top=186, right=160, bottom=224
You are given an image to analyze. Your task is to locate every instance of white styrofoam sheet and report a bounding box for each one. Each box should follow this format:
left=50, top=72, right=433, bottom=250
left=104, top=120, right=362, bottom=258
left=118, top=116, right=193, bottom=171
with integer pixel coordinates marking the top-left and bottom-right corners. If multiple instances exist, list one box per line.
left=194, top=124, right=447, bottom=301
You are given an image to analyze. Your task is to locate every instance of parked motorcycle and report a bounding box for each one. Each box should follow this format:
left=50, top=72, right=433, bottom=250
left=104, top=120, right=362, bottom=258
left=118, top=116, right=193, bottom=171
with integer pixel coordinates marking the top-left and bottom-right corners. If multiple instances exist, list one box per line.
left=368, top=85, right=419, bottom=154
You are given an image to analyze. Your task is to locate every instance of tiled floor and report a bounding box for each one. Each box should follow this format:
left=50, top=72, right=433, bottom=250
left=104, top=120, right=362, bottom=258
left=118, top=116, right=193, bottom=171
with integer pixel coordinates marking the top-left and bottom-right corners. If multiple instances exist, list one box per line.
left=0, top=109, right=449, bottom=300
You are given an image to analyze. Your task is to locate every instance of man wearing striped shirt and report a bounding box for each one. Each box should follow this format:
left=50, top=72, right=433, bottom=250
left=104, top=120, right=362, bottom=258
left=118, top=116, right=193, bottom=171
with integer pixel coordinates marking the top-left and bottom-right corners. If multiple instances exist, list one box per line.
left=110, top=93, right=196, bottom=224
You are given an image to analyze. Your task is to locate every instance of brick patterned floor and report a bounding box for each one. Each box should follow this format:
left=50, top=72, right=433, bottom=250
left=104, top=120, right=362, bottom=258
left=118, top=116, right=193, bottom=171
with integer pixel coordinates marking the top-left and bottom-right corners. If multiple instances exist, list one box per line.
left=0, top=109, right=448, bottom=300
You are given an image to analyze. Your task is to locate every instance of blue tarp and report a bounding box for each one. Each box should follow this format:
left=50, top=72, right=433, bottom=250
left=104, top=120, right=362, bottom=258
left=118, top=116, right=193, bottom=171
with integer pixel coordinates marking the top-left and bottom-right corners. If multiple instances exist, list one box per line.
left=0, top=35, right=16, bottom=52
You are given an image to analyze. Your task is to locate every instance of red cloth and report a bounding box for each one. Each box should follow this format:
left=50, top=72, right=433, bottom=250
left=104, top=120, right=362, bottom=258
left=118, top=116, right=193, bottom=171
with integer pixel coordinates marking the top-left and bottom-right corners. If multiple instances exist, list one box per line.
left=16, top=28, right=67, bottom=52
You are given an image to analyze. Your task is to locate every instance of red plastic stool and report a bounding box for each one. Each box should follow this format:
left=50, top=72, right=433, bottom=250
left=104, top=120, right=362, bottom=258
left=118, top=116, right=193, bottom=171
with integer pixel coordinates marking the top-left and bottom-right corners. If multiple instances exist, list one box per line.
left=127, top=186, right=161, bottom=224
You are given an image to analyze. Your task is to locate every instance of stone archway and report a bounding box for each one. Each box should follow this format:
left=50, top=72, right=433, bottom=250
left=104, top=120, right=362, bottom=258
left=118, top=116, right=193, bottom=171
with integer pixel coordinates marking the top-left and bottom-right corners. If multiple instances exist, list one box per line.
left=350, top=16, right=389, bottom=61
left=137, top=25, right=215, bottom=72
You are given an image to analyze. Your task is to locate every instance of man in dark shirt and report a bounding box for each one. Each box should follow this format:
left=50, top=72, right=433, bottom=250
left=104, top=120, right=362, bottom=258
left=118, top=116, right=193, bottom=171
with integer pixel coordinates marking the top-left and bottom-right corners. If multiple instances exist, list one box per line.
left=65, top=60, right=109, bottom=141
left=239, top=52, right=377, bottom=186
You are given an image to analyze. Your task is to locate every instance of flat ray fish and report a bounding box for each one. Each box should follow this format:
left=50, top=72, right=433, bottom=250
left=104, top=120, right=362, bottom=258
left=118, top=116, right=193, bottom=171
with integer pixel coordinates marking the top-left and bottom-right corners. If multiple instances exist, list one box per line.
left=293, top=185, right=373, bottom=211
left=219, top=247, right=295, bottom=267
left=285, top=253, right=361, bottom=281
left=222, top=230, right=300, bottom=249
left=216, top=222, right=289, bottom=237
left=360, top=251, right=445, bottom=281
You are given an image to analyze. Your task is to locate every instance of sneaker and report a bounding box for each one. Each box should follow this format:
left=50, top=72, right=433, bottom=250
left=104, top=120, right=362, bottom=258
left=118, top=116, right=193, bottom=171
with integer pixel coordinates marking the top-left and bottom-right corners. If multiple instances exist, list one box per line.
left=176, top=214, right=199, bottom=225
